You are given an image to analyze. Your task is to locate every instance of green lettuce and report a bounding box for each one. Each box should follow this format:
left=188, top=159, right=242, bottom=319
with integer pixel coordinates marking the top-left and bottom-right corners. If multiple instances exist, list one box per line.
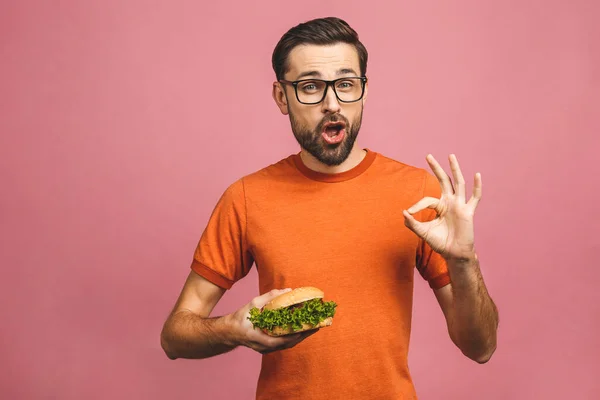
left=248, top=298, right=337, bottom=333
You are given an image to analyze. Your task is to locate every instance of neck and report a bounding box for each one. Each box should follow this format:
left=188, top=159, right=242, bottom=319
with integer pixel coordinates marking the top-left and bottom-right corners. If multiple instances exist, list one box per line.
left=299, top=144, right=367, bottom=174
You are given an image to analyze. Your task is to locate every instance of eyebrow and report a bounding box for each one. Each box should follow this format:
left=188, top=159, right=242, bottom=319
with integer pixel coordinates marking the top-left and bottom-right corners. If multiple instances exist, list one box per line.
left=294, top=68, right=359, bottom=80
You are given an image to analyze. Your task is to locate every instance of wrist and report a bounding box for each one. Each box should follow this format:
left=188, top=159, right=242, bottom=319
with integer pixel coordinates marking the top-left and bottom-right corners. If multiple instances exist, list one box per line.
left=222, top=313, right=244, bottom=348
left=444, top=251, right=478, bottom=266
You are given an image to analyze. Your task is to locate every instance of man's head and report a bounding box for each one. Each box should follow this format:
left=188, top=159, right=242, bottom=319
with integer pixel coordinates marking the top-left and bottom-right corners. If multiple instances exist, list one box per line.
left=272, top=17, right=369, bottom=166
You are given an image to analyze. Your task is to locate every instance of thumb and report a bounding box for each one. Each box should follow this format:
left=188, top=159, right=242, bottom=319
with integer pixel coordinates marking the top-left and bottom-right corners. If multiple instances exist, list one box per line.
left=403, top=209, right=428, bottom=239
left=251, top=288, right=292, bottom=309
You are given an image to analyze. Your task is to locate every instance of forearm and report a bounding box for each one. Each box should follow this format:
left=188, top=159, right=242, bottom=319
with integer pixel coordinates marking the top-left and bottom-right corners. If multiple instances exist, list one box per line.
left=447, top=253, right=498, bottom=363
left=160, top=310, right=239, bottom=360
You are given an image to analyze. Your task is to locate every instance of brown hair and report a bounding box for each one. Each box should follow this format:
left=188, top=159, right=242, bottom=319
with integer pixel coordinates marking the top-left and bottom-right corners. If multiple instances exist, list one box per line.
left=272, top=17, right=368, bottom=81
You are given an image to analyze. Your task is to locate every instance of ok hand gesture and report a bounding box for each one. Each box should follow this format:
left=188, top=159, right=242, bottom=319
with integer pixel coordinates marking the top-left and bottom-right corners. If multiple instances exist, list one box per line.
left=403, top=154, right=482, bottom=261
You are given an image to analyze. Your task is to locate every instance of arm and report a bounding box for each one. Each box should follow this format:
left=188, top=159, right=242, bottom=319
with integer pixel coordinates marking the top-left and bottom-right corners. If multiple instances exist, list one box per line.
left=434, top=254, right=498, bottom=363
left=160, top=271, right=317, bottom=360
left=160, top=271, right=231, bottom=359
left=403, top=154, right=499, bottom=364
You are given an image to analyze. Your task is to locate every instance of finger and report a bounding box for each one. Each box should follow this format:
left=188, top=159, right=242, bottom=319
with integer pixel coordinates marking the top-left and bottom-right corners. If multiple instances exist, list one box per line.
left=256, top=328, right=321, bottom=354
left=467, top=172, right=482, bottom=209
left=426, top=154, right=454, bottom=195
left=257, top=334, right=300, bottom=352
left=295, top=329, right=319, bottom=340
left=280, top=328, right=318, bottom=341
left=403, top=209, right=430, bottom=239
left=280, top=329, right=320, bottom=348
left=449, top=154, right=466, bottom=201
left=406, top=197, right=439, bottom=215
left=251, top=288, right=292, bottom=309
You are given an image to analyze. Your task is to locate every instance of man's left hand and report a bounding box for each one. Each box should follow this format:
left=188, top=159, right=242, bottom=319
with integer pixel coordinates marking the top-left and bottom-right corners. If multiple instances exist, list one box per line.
left=403, top=154, right=482, bottom=262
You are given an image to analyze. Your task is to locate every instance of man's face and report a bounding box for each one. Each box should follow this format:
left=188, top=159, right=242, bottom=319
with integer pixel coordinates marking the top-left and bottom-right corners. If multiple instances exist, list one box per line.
left=274, top=43, right=367, bottom=166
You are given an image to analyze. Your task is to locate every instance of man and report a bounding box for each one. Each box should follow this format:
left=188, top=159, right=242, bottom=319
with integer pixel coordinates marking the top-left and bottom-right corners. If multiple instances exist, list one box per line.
left=160, top=17, right=498, bottom=399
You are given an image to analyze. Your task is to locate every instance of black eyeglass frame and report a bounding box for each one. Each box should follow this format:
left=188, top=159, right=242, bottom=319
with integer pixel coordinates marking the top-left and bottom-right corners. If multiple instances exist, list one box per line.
left=278, top=76, right=368, bottom=105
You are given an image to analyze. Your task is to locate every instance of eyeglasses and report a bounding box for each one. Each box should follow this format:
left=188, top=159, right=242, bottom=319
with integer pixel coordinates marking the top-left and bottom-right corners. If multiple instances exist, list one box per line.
left=279, top=76, right=368, bottom=105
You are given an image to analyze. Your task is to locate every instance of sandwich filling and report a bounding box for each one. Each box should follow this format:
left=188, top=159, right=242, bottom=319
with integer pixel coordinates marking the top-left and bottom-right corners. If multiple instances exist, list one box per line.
left=248, top=298, right=337, bottom=332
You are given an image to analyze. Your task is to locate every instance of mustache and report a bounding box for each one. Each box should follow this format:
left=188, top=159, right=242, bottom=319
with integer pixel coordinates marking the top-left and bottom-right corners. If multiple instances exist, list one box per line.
left=316, top=114, right=349, bottom=131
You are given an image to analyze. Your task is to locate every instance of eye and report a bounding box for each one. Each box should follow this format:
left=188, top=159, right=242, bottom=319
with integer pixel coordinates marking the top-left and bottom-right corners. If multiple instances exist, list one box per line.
left=336, top=80, right=355, bottom=89
left=299, top=81, right=322, bottom=93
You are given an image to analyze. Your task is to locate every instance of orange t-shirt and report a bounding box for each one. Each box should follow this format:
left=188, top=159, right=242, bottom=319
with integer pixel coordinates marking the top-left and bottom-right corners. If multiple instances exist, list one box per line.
left=191, top=149, right=450, bottom=400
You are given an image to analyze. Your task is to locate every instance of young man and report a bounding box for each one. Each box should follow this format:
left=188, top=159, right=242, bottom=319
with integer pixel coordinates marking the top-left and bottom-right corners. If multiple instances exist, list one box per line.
left=161, top=17, right=498, bottom=399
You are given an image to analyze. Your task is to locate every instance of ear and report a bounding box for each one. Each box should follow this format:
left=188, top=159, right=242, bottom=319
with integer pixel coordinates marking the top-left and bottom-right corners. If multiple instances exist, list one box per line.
left=272, top=82, right=289, bottom=115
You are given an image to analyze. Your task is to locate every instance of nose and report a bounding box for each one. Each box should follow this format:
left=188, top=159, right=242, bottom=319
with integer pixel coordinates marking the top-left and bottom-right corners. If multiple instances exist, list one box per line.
left=320, top=83, right=341, bottom=114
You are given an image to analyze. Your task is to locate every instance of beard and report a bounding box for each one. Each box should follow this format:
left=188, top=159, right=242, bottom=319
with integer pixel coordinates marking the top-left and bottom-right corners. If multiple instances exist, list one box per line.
left=289, top=109, right=363, bottom=166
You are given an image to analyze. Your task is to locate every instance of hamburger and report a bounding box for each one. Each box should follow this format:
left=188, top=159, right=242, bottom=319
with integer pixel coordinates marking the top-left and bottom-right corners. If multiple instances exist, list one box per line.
left=248, top=287, right=337, bottom=336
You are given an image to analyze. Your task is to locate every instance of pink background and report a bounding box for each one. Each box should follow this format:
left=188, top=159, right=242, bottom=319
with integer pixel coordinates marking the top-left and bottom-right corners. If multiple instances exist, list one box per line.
left=1, top=1, right=598, bottom=399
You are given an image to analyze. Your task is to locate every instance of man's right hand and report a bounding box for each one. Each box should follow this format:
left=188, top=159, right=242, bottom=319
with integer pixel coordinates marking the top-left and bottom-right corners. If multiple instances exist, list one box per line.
left=228, top=288, right=319, bottom=354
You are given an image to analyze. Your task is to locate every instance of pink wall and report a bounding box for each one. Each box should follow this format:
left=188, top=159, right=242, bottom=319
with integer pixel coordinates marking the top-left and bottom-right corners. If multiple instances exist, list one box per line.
left=1, top=1, right=598, bottom=399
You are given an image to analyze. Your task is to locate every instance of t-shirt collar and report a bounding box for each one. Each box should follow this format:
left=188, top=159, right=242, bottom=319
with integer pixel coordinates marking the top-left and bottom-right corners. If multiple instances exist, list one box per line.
left=293, top=149, right=377, bottom=183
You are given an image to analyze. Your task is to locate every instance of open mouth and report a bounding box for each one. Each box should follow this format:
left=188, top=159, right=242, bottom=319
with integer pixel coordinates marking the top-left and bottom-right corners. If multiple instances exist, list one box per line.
left=321, top=121, right=347, bottom=145
left=322, top=121, right=346, bottom=137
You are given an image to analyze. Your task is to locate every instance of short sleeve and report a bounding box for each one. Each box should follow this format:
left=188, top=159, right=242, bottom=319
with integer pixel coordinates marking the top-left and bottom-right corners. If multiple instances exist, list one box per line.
left=415, top=171, right=451, bottom=290
left=190, top=179, right=254, bottom=289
